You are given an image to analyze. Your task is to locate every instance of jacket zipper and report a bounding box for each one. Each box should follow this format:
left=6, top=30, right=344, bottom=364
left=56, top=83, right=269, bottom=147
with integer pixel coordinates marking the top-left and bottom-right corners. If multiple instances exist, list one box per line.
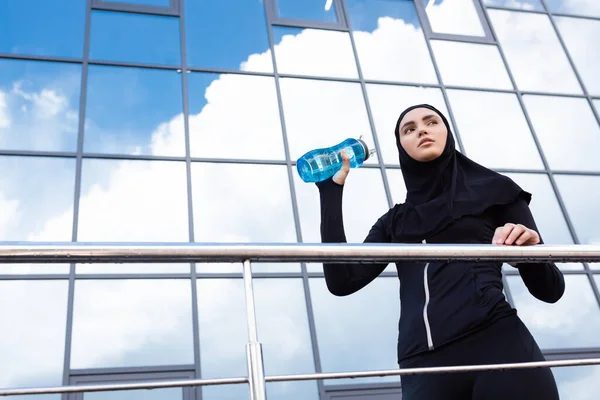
left=422, top=239, right=434, bottom=350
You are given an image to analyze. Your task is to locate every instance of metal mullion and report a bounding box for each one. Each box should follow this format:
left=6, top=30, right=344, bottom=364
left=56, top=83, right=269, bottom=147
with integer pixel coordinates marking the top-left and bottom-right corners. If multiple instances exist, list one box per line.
left=190, top=157, right=286, bottom=166
left=71, top=365, right=195, bottom=376
left=0, top=150, right=77, bottom=158
left=74, top=273, right=192, bottom=280
left=262, top=1, right=329, bottom=398
left=272, top=20, right=347, bottom=32
left=92, top=1, right=178, bottom=17
left=177, top=1, right=202, bottom=397
left=503, top=269, right=589, bottom=276
left=427, top=33, right=493, bottom=45
left=62, top=0, right=93, bottom=395
left=89, top=59, right=180, bottom=71
left=0, top=53, right=82, bottom=64
left=185, top=66, right=274, bottom=77
left=539, top=0, right=600, bottom=309
left=0, top=274, right=70, bottom=280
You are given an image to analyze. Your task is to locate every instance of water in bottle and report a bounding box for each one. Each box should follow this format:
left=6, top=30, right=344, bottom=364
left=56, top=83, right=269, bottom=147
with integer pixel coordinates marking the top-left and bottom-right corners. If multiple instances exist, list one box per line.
left=296, top=137, right=376, bottom=183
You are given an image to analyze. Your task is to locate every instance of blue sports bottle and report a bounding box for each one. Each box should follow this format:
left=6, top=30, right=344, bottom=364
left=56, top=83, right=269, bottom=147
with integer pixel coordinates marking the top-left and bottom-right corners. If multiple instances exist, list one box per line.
left=296, top=136, right=376, bottom=183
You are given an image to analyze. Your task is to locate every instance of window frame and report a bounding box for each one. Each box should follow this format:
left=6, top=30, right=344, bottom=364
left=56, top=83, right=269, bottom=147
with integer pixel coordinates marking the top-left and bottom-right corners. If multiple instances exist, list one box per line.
left=91, top=0, right=180, bottom=17
left=67, top=368, right=197, bottom=400
left=265, top=0, right=349, bottom=31
left=414, top=0, right=496, bottom=44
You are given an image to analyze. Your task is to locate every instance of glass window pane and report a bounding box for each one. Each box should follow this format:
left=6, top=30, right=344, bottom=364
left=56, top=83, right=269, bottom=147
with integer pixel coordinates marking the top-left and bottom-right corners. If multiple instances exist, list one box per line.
left=483, top=0, right=543, bottom=10
left=277, top=0, right=339, bottom=22
left=545, top=0, right=600, bottom=18
left=346, top=0, right=438, bottom=84
left=85, top=387, right=182, bottom=400
left=447, top=90, right=544, bottom=169
left=366, top=84, right=451, bottom=165
left=488, top=10, right=582, bottom=95
left=506, top=275, right=600, bottom=349
left=423, top=0, right=486, bottom=37
left=553, top=365, right=600, bottom=400
left=103, top=0, right=170, bottom=6
left=184, top=0, right=272, bottom=72
left=273, top=27, right=358, bottom=79
left=187, top=73, right=285, bottom=160
left=431, top=41, right=512, bottom=90
left=594, top=99, right=600, bottom=115
left=555, top=17, right=600, bottom=96
left=197, top=278, right=318, bottom=400
left=386, top=168, right=407, bottom=206
left=0, top=59, right=80, bottom=152
left=0, top=281, right=68, bottom=389
left=89, top=11, right=180, bottom=65
left=84, top=66, right=184, bottom=156
left=310, top=277, right=400, bottom=385
left=192, top=162, right=296, bottom=244
left=280, top=78, right=376, bottom=164
left=0, top=0, right=85, bottom=58
left=0, top=156, right=74, bottom=274
left=295, top=168, right=391, bottom=272
left=523, top=95, right=600, bottom=171
left=71, top=279, right=194, bottom=368
left=78, top=159, right=189, bottom=241
left=554, top=175, right=600, bottom=245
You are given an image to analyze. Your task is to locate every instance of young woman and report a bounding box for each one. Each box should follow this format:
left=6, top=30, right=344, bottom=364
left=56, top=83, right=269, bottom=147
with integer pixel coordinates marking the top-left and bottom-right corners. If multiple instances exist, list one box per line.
left=315, top=104, right=564, bottom=399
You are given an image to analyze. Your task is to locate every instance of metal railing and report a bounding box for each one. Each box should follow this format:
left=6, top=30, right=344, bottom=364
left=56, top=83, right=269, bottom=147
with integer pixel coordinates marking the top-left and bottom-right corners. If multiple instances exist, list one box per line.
left=1, top=242, right=600, bottom=398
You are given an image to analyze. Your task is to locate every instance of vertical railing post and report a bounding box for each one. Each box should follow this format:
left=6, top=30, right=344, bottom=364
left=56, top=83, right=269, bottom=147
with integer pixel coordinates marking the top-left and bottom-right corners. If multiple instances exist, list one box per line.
left=242, top=259, right=267, bottom=400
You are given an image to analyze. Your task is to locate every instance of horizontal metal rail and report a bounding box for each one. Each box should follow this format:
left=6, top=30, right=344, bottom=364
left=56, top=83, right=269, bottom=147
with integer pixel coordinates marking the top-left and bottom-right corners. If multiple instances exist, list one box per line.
left=1, top=358, right=600, bottom=396
left=0, top=242, right=599, bottom=263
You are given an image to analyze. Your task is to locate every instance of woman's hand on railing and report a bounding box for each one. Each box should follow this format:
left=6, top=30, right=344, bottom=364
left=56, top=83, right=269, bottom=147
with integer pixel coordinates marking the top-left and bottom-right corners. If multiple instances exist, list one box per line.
left=492, top=223, right=540, bottom=247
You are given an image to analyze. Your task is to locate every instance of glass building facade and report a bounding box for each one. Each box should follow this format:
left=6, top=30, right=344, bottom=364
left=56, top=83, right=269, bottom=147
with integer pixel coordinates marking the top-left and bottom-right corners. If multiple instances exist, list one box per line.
left=1, top=0, right=600, bottom=398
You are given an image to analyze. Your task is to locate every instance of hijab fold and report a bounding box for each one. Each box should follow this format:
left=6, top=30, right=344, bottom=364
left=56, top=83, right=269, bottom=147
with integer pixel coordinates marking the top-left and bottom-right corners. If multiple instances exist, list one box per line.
left=387, top=104, right=530, bottom=242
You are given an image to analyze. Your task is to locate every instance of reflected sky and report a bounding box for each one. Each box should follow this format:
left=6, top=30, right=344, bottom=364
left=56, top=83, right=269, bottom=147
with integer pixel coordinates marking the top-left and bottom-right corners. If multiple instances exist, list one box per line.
left=90, top=11, right=180, bottom=66
left=85, top=387, right=182, bottom=400
left=554, top=16, right=600, bottom=96
left=273, top=27, right=358, bottom=79
left=71, top=279, right=194, bottom=369
left=545, top=0, right=600, bottom=17
left=507, top=275, right=600, bottom=349
left=310, top=277, right=400, bottom=385
left=0, top=59, right=80, bottom=152
left=423, top=0, right=486, bottom=37
left=553, top=364, right=600, bottom=400
left=523, top=95, right=600, bottom=171
left=85, top=66, right=184, bottom=156
left=277, top=0, right=339, bottom=22
left=187, top=72, right=285, bottom=160
left=483, top=0, right=543, bottom=10
left=431, top=41, right=512, bottom=90
left=488, top=9, right=582, bottom=95
left=185, top=0, right=272, bottom=72
left=0, top=0, right=85, bottom=58
left=347, top=0, right=438, bottom=84
left=0, top=281, right=68, bottom=389
left=554, top=175, right=600, bottom=245
left=447, top=89, right=543, bottom=169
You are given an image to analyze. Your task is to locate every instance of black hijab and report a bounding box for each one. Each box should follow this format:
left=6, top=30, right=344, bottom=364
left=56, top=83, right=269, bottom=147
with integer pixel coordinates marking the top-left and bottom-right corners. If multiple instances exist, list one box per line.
left=387, top=104, right=531, bottom=242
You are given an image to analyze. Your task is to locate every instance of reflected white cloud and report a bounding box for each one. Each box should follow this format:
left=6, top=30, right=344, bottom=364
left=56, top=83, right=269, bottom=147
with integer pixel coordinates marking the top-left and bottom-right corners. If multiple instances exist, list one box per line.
left=545, top=0, right=600, bottom=17
left=447, top=90, right=543, bottom=169
left=483, top=0, right=542, bottom=10
left=554, top=175, right=600, bottom=245
left=70, top=279, right=194, bottom=369
left=0, top=281, right=68, bottom=388
left=488, top=9, right=582, bottom=94
left=508, top=275, right=600, bottom=349
left=553, top=365, right=600, bottom=400
left=554, top=16, right=600, bottom=96
left=425, top=0, right=486, bottom=36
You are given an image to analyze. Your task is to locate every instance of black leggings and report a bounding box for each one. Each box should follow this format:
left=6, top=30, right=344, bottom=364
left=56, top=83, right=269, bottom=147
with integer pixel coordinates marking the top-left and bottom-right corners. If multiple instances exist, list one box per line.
left=399, top=314, right=559, bottom=400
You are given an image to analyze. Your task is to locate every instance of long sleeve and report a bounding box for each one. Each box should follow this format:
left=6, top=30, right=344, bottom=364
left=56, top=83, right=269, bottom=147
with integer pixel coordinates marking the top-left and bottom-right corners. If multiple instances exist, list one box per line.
left=494, top=196, right=565, bottom=303
left=316, top=177, right=392, bottom=296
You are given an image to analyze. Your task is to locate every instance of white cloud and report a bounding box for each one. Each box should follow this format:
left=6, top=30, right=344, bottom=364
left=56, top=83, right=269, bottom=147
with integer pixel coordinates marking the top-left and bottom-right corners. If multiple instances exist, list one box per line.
left=0, top=91, right=10, bottom=129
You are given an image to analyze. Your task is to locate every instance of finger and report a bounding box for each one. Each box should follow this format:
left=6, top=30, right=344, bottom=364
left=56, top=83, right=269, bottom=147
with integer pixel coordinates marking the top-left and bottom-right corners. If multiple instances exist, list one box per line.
left=492, top=227, right=503, bottom=244
left=493, top=224, right=514, bottom=244
left=505, top=224, right=526, bottom=245
left=340, top=151, right=350, bottom=170
left=515, top=229, right=532, bottom=245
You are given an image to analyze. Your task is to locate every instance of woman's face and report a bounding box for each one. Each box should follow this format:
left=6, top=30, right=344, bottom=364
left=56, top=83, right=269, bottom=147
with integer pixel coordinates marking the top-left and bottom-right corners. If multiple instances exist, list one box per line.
left=398, top=107, right=448, bottom=162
